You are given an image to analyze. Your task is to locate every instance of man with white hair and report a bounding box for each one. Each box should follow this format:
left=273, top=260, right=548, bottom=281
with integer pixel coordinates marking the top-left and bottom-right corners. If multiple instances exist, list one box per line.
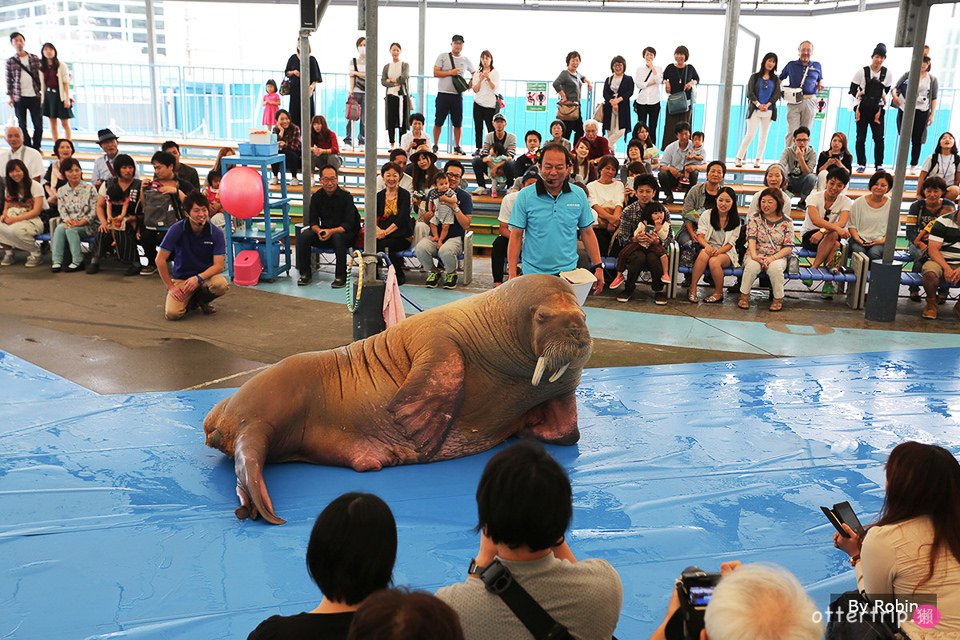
left=0, top=126, right=43, bottom=180
left=649, top=562, right=822, bottom=640
left=574, top=119, right=610, bottom=166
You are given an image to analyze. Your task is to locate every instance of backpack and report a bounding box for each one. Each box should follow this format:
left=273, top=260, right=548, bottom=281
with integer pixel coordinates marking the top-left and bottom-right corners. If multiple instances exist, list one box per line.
left=141, top=184, right=183, bottom=230
left=860, top=66, right=887, bottom=112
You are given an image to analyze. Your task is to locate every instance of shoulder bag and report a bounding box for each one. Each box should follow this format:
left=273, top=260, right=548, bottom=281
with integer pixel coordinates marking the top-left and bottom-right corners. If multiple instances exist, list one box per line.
left=346, top=94, right=361, bottom=121
left=449, top=53, right=469, bottom=93
left=593, top=75, right=612, bottom=122
left=666, top=67, right=691, bottom=115
left=782, top=64, right=810, bottom=105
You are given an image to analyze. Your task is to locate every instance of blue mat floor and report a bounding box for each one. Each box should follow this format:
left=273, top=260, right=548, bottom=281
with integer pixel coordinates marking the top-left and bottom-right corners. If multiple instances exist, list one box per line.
left=2, top=348, right=960, bottom=639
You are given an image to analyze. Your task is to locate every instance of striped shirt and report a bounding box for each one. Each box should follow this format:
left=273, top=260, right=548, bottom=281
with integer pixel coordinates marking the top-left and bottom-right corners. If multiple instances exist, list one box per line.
left=928, top=213, right=960, bottom=265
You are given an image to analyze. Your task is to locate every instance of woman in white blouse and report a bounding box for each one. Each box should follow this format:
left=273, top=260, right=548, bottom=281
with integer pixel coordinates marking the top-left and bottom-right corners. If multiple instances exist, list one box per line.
left=632, top=47, right=663, bottom=145
left=471, top=50, right=500, bottom=155
left=587, top=156, right=625, bottom=255
left=833, top=441, right=960, bottom=640
left=688, top=186, right=741, bottom=303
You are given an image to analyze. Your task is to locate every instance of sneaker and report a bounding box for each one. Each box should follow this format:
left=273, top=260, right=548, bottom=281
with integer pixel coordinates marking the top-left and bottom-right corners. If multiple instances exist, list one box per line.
left=65, top=263, right=82, bottom=272
left=875, top=165, right=882, bottom=173
left=331, top=278, right=346, bottom=289
left=432, top=144, right=439, bottom=153
left=123, top=264, right=140, bottom=276
left=472, top=149, right=483, bottom=157
left=443, top=272, right=458, bottom=289
left=140, top=265, right=157, bottom=276
left=24, top=254, right=42, bottom=268
left=679, top=176, right=690, bottom=185
left=616, top=292, right=631, bottom=303
left=453, top=146, right=465, bottom=156
left=270, top=176, right=279, bottom=185
left=654, top=291, right=668, bottom=305
left=425, top=271, right=441, bottom=288
left=343, top=137, right=353, bottom=147
left=609, top=273, right=625, bottom=289
left=660, top=274, right=671, bottom=284
left=473, top=187, right=488, bottom=196
left=290, top=177, right=300, bottom=186
left=797, top=199, right=807, bottom=210
left=821, top=282, right=835, bottom=299
left=856, top=165, right=866, bottom=173
left=908, top=288, right=922, bottom=302
left=922, top=301, right=938, bottom=320
left=51, top=263, right=62, bottom=273
left=298, top=275, right=312, bottom=286
left=86, top=262, right=101, bottom=275
left=0, top=252, right=13, bottom=266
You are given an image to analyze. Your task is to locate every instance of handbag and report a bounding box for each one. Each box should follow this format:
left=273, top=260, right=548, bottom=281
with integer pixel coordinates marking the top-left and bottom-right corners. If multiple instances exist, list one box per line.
left=346, top=95, right=361, bottom=121
left=666, top=67, right=691, bottom=115
left=449, top=53, right=469, bottom=93
left=557, top=100, right=580, bottom=121
left=782, top=64, right=810, bottom=105
left=279, top=77, right=292, bottom=96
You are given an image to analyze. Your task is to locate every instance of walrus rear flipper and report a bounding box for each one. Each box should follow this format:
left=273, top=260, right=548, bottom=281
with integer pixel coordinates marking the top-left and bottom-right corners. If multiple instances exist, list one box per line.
left=233, top=431, right=286, bottom=525
left=387, top=341, right=465, bottom=459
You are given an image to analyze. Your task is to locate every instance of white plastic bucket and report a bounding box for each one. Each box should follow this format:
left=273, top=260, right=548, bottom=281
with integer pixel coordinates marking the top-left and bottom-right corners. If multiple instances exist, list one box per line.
left=560, top=268, right=597, bottom=306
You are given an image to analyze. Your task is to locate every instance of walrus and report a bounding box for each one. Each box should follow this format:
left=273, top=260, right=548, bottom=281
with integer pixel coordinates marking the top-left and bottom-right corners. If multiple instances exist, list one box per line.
left=203, top=274, right=592, bottom=524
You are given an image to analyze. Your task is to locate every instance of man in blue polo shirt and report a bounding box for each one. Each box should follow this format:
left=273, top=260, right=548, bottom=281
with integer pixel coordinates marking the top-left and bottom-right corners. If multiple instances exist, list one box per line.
left=156, top=191, right=228, bottom=320
left=779, top=41, right=823, bottom=146
left=507, top=142, right=604, bottom=294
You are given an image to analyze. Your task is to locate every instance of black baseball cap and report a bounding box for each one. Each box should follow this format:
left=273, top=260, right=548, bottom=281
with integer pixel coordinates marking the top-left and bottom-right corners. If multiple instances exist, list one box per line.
left=452, top=34, right=464, bottom=43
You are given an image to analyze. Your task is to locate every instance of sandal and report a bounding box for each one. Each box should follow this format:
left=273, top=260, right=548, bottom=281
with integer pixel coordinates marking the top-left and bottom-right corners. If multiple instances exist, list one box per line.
left=735, top=158, right=743, bottom=168
left=737, top=294, right=750, bottom=309
left=704, top=293, right=724, bottom=304
left=688, top=293, right=699, bottom=303
left=769, top=298, right=783, bottom=312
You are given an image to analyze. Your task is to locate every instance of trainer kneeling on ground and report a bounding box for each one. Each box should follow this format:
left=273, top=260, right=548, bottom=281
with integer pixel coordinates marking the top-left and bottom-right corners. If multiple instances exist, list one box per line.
left=156, top=191, right=228, bottom=320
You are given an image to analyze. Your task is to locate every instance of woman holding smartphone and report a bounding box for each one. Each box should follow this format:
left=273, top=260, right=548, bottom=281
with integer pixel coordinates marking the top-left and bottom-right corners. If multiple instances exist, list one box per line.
left=832, top=441, right=960, bottom=639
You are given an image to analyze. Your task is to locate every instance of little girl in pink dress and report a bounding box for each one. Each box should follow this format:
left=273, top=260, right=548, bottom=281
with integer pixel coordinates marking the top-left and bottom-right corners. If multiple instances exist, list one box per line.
left=261, top=79, right=281, bottom=126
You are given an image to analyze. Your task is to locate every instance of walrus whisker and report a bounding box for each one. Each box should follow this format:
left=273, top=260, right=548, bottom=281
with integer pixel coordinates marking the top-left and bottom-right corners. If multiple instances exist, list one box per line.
left=548, top=363, right=570, bottom=383
left=531, top=356, right=548, bottom=386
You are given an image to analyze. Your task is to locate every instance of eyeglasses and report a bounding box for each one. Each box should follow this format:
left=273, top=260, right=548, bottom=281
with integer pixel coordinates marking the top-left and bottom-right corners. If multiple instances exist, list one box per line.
left=319, top=176, right=338, bottom=182
left=795, top=137, right=809, bottom=142
left=447, top=172, right=463, bottom=179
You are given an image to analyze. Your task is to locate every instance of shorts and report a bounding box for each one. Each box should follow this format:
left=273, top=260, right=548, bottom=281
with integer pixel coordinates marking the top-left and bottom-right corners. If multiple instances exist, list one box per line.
left=435, top=92, right=463, bottom=128
left=801, top=229, right=820, bottom=252
left=922, top=261, right=960, bottom=279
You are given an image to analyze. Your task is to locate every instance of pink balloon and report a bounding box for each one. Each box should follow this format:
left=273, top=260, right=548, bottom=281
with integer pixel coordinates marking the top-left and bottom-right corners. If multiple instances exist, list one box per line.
left=220, top=166, right=264, bottom=219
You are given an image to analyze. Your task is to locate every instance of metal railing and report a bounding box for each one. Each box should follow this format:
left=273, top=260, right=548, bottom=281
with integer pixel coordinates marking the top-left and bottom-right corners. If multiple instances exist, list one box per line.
left=2, top=62, right=957, bottom=166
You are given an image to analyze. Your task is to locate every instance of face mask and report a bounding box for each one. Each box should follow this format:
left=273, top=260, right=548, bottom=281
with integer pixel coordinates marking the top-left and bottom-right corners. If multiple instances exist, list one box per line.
left=359, top=46, right=366, bottom=56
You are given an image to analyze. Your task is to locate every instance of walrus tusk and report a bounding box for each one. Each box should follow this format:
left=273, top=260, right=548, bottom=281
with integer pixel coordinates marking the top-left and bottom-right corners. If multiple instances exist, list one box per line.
left=531, top=356, right=548, bottom=386
left=548, top=363, right=570, bottom=383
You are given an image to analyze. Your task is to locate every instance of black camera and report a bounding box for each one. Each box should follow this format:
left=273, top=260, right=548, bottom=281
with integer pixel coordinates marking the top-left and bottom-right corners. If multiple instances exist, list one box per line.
left=665, top=567, right=722, bottom=640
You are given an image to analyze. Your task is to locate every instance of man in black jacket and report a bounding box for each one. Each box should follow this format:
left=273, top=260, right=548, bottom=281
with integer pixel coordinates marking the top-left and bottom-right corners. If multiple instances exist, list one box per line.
left=297, top=166, right=360, bottom=287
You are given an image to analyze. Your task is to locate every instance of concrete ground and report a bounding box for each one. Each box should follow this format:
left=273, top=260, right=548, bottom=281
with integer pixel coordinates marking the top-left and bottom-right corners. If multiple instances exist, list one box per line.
left=1, top=255, right=957, bottom=394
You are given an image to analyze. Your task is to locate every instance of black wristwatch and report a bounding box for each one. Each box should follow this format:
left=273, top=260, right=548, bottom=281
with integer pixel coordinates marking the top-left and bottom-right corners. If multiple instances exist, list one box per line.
left=196, top=275, right=204, bottom=285
left=591, top=263, right=603, bottom=271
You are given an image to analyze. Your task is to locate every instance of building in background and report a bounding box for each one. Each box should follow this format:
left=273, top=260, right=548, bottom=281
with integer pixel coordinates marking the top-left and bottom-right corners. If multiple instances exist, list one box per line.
left=0, top=0, right=166, bottom=59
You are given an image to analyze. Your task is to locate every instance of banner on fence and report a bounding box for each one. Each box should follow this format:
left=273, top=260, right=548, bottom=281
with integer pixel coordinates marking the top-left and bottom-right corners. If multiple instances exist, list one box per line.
left=816, top=89, right=828, bottom=120
left=526, top=82, right=547, bottom=112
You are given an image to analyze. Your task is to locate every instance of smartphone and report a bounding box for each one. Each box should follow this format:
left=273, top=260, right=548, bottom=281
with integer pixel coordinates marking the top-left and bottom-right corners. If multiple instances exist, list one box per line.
left=645, top=224, right=654, bottom=233
left=821, top=501, right=865, bottom=539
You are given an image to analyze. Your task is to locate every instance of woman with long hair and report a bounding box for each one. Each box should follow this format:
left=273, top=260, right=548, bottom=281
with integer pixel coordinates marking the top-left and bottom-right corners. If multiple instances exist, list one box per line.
left=631, top=122, right=660, bottom=171
left=472, top=50, right=500, bottom=153
left=917, top=132, right=960, bottom=202
left=0, top=159, right=46, bottom=267
left=310, top=115, right=341, bottom=173
left=408, top=147, right=439, bottom=244
left=815, top=132, right=853, bottom=192
left=39, top=42, right=74, bottom=141
left=833, top=442, right=960, bottom=638
left=570, top=138, right=596, bottom=187
left=735, top=53, right=781, bottom=168
left=271, top=108, right=302, bottom=186
left=688, top=186, right=741, bottom=304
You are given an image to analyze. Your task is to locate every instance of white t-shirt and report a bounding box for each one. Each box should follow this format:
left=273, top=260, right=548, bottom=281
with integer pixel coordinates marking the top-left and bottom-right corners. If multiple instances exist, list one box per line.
left=473, top=68, right=501, bottom=109
left=18, top=54, right=36, bottom=98
left=801, top=190, right=853, bottom=233
left=0, top=145, right=44, bottom=180
left=634, top=64, right=662, bottom=105
left=586, top=180, right=625, bottom=223
left=348, top=56, right=365, bottom=94
left=849, top=195, right=891, bottom=243
left=498, top=190, right=521, bottom=225
left=921, top=154, right=959, bottom=187
left=850, top=66, right=892, bottom=109
left=399, top=130, right=433, bottom=153
left=386, top=61, right=402, bottom=97
left=434, top=52, right=475, bottom=95
left=856, top=516, right=960, bottom=640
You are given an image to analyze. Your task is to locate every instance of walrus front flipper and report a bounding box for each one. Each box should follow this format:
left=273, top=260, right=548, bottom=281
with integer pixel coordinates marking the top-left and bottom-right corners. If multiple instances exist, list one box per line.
left=518, top=392, right=581, bottom=446
left=387, top=341, right=466, bottom=458
left=233, top=431, right=286, bottom=525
